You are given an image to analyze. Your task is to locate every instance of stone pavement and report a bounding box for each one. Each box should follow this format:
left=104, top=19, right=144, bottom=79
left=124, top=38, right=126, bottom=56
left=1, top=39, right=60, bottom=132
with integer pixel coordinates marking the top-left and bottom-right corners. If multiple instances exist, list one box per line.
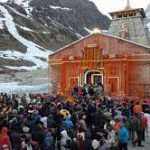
left=128, top=138, right=150, bottom=150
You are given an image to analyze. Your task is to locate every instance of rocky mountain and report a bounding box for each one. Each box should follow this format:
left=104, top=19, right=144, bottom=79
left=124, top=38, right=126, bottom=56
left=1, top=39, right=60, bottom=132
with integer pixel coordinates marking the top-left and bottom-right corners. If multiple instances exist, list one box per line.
left=0, top=0, right=110, bottom=73
left=30, top=0, right=110, bottom=35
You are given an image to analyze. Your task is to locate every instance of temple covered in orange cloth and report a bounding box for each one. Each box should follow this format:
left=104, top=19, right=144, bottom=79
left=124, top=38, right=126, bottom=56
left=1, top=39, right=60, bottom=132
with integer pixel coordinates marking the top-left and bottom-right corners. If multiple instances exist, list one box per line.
left=48, top=31, right=150, bottom=98
left=48, top=1, right=150, bottom=98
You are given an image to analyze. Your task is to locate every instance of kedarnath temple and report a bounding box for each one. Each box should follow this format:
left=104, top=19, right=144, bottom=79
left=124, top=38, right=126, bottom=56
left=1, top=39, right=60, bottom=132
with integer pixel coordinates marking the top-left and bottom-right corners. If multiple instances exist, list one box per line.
left=48, top=1, right=150, bottom=98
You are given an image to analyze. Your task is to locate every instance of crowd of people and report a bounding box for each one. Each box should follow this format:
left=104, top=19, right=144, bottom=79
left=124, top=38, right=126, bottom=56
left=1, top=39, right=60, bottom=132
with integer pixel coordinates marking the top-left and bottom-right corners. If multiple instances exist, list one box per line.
left=0, top=84, right=150, bottom=150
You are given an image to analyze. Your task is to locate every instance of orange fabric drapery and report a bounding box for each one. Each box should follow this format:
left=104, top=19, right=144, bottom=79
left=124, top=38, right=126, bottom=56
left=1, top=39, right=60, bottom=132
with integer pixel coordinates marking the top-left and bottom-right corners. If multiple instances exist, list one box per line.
left=82, top=46, right=102, bottom=69
left=60, top=46, right=104, bottom=93
left=60, top=58, right=67, bottom=93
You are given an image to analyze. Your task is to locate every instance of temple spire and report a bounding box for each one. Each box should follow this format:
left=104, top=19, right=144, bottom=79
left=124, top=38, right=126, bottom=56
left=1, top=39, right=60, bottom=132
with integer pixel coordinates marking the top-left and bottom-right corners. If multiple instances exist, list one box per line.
left=125, top=0, right=131, bottom=10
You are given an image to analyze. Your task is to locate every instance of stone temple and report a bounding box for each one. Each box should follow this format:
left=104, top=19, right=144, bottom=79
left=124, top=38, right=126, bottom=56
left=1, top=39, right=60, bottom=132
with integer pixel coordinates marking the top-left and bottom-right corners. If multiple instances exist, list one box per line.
left=48, top=1, right=150, bottom=98
left=108, top=1, right=150, bottom=46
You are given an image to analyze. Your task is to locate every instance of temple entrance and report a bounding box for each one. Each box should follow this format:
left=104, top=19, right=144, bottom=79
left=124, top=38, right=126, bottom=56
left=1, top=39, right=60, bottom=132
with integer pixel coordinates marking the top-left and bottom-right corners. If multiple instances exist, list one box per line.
left=84, top=70, right=103, bottom=85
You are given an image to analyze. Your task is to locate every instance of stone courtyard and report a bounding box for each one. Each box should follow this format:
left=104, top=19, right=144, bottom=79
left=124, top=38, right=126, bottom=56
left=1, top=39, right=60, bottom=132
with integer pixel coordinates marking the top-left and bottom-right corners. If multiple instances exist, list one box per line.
left=128, top=138, right=150, bottom=150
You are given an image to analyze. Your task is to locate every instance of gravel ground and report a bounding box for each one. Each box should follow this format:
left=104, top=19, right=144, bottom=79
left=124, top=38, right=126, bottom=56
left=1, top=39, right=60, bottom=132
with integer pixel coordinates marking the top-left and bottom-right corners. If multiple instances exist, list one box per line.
left=128, top=138, right=150, bottom=150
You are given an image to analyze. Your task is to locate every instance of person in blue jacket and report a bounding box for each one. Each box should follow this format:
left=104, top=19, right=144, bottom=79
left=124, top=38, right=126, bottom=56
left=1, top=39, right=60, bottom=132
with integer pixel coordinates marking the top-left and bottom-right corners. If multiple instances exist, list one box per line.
left=63, top=114, right=73, bottom=129
left=118, top=122, right=129, bottom=150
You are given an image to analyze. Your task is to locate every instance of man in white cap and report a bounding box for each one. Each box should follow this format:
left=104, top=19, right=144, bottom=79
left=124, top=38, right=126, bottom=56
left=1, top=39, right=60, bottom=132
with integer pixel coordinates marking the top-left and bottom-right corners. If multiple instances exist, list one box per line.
left=60, top=130, right=71, bottom=150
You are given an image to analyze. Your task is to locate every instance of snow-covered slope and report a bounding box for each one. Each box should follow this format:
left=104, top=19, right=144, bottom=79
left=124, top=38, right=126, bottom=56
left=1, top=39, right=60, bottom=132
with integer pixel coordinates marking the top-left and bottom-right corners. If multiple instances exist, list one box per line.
left=0, top=1, right=53, bottom=71
left=11, top=0, right=33, bottom=17
left=0, top=82, right=49, bottom=93
left=0, top=68, right=50, bottom=93
left=0, top=0, right=77, bottom=72
left=0, top=0, right=8, bottom=3
left=0, top=5, right=50, bottom=70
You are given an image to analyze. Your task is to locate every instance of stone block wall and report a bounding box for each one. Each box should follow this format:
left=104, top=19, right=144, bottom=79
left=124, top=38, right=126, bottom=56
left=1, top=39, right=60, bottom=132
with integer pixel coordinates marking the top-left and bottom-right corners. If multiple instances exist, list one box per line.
left=108, top=16, right=149, bottom=46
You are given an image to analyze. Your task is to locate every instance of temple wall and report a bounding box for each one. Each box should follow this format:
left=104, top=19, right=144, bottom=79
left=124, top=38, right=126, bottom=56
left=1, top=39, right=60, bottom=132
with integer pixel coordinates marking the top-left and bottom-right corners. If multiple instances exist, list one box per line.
left=49, top=33, right=150, bottom=97
left=49, top=33, right=150, bottom=61
left=146, top=28, right=150, bottom=46
left=127, top=61, right=150, bottom=97
left=49, top=64, right=61, bottom=93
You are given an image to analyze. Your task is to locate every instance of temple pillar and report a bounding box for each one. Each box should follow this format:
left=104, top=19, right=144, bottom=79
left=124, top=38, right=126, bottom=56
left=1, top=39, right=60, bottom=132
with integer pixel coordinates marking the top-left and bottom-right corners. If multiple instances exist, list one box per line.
left=60, top=61, right=67, bottom=93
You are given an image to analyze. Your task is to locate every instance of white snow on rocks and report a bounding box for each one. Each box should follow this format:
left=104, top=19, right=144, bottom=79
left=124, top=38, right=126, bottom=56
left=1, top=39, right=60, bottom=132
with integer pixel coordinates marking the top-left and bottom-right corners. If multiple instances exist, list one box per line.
left=49, top=5, right=71, bottom=11
left=84, top=27, right=92, bottom=34
left=7, top=5, right=33, bottom=20
left=0, top=18, right=4, bottom=29
left=0, top=4, right=52, bottom=70
left=13, top=0, right=33, bottom=17
left=0, top=82, right=50, bottom=94
left=0, top=0, right=8, bottom=3
left=17, top=25, right=34, bottom=32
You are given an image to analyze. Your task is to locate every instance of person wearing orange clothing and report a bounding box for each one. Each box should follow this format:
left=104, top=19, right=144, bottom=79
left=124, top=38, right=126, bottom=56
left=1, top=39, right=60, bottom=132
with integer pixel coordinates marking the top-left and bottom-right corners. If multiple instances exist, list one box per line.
left=113, top=119, right=120, bottom=132
left=133, top=102, right=142, bottom=114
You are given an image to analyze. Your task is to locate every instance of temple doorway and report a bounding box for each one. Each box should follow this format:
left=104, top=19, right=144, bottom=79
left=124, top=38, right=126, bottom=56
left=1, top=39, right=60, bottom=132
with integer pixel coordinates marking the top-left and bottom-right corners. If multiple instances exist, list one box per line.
left=84, top=70, right=103, bottom=85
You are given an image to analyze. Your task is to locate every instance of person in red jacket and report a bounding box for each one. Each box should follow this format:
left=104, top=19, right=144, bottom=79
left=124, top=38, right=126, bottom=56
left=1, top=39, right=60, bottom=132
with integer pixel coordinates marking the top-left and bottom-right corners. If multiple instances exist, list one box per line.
left=0, top=127, right=10, bottom=149
left=140, top=113, right=148, bottom=141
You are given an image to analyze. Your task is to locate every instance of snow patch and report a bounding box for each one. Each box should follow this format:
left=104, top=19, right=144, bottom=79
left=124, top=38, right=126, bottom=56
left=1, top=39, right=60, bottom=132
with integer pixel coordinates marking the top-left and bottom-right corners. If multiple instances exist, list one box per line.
left=49, top=5, right=71, bottom=11
left=75, top=33, right=83, bottom=38
left=0, top=50, right=24, bottom=60
left=0, top=18, right=4, bottom=29
left=69, top=26, right=73, bottom=30
left=7, top=5, right=33, bottom=20
left=0, top=82, right=50, bottom=94
left=46, top=16, right=51, bottom=20
left=42, top=31, right=49, bottom=34
left=147, top=22, right=150, bottom=29
left=18, top=25, right=34, bottom=32
left=84, top=27, right=92, bottom=34
left=44, top=23, right=48, bottom=27
left=147, top=12, right=150, bottom=18
left=13, top=0, right=33, bottom=17
left=101, top=30, right=108, bottom=34
left=6, top=66, right=42, bottom=71
left=0, top=0, right=8, bottom=3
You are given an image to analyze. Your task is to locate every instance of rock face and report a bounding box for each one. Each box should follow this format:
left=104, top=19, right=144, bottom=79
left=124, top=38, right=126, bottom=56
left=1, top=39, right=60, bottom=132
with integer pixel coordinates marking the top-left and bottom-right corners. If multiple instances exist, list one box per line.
left=0, top=0, right=110, bottom=73
left=30, top=0, right=110, bottom=36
